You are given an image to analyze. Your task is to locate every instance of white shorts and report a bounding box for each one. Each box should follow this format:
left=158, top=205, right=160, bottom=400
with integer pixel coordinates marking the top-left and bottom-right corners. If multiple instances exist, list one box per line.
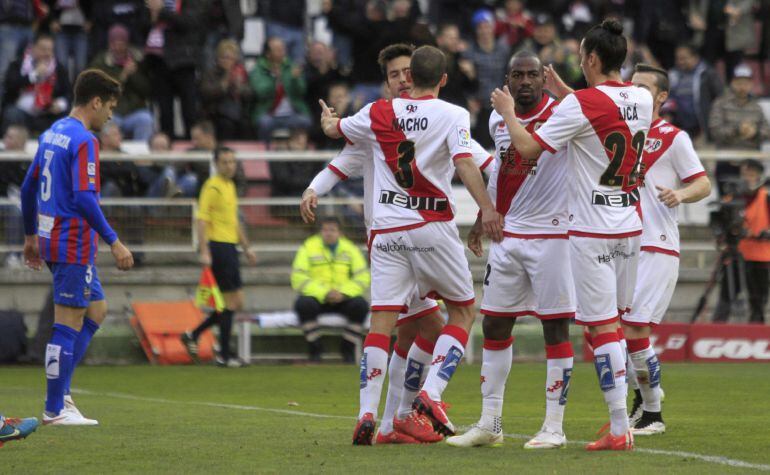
left=570, top=235, right=640, bottom=326
left=398, top=289, right=440, bottom=327
left=481, top=237, right=576, bottom=319
left=370, top=221, right=475, bottom=311
left=623, top=250, right=679, bottom=326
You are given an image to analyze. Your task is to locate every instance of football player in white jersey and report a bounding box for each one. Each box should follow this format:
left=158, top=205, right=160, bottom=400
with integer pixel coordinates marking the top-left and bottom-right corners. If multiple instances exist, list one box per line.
left=622, top=64, right=711, bottom=435
left=302, top=44, right=493, bottom=445
left=491, top=19, right=653, bottom=451
left=447, top=51, right=576, bottom=450
left=319, top=45, right=503, bottom=445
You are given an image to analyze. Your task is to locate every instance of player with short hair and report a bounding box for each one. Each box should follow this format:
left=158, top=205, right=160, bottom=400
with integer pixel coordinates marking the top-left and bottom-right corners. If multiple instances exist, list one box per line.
left=447, top=50, right=576, bottom=450
left=182, top=146, right=257, bottom=367
left=491, top=19, right=653, bottom=450
left=21, top=69, right=134, bottom=425
left=303, top=43, right=494, bottom=444
left=320, top=45, right=503, bottom=445
left=623, top=64, right=711, bottom=435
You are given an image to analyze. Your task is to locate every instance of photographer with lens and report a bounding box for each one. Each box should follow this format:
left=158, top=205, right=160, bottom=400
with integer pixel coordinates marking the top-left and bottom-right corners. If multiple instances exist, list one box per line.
left=712, top=160, right=770, bottom=323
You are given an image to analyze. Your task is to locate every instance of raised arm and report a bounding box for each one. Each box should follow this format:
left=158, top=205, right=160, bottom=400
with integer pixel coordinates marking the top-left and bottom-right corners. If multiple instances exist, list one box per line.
left=490, top=86, right=543, bottom=160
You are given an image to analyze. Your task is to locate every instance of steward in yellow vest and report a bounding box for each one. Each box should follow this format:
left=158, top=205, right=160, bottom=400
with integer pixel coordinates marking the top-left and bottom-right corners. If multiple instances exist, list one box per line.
left=291, top=217, right=370, bottom=362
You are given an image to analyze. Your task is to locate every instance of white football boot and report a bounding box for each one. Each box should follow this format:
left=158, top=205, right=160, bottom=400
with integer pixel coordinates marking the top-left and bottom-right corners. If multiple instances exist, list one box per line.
left=446, top=425, right=503, bottom=448
left=524, top=429, right=567, bottom=449
left=64, top=395, right=99, bottom=425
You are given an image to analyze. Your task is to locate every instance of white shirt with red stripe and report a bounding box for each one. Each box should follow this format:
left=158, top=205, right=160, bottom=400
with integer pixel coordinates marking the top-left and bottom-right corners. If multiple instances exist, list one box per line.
left=338, top=96, right=474, bottom=233
left=639, top=119, right=706, bottom=256
left=327, top=139, right=493, bottom=232
left=488, top=95, right=568, bottom=237
left=532, top=81, right=653, bottom=238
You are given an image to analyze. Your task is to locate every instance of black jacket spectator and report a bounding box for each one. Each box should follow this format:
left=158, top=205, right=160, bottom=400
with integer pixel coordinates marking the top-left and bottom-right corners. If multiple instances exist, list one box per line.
left=258, top=0, right=305, bottom=29
left=326, top=0, right=390, bottom=85
left=207, top=0, right=244, bottom=41
left=143, top=0, right=206, bottom=138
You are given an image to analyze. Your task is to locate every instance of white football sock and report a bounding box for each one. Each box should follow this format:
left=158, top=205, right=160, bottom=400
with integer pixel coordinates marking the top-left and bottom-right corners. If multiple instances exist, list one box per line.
left=421, top=325, right=468, bottom=401
left=619, top=327, right=639, bottom=390
left=379, top=343, right=407, bottom=435
left=479, top=337, right=513, bottom=432
left=397, top=334, right=434, bottom=419
left=628, top=337, right=662, bottom=412
left=592, top=331, right=628, bottom=436
left=543, top=342, right=574, bottom=434
left=358, top=333, right=390, bottom=419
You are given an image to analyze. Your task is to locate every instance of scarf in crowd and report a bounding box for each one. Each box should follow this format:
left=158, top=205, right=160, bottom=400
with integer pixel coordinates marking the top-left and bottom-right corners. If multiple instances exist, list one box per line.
left=20, top=51, right=57, bottom=111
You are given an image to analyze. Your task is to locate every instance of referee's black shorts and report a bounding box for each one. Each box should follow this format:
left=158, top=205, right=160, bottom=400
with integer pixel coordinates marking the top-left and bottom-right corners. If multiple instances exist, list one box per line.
left=209, top=241, right=242, bottom=292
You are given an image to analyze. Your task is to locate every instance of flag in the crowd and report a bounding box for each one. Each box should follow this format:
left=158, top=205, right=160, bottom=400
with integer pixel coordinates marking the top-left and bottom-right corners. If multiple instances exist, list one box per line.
left=196, top=267, right=225, bottom=312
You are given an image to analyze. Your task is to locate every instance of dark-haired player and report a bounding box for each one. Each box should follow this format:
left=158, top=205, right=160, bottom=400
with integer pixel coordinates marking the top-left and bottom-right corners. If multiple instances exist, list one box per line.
left=320, top=45, right=503, bottom=445
left=21, top=69, right=134, bottom=425
left=491, top=20, right=653, bottom=450
left=303, top=43, right=494, bottom=444
left=623, top=64, right=710, bottom=435
left=447, top=50, right=576, bottom=449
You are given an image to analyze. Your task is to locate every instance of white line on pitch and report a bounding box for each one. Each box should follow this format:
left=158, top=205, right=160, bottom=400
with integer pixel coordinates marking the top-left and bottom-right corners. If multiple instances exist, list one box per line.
left=72, top=388, right=770, bottom=472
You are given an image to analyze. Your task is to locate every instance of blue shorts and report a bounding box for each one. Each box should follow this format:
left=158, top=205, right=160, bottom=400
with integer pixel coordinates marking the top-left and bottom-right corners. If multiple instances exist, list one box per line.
left=47, top=262, right=105, bottom=308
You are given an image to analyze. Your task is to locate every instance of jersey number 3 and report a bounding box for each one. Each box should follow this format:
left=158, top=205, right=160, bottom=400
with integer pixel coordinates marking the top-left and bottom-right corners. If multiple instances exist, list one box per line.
left=394, top=140, right=416, bottom=189
left=600, top=131, right=645, bottom=187
left=40, top=150, right=54, bottom=202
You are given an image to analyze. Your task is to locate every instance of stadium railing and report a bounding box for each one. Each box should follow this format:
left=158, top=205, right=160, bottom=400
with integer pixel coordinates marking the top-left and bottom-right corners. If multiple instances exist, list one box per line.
left=0, top=149, right=768, bottom=254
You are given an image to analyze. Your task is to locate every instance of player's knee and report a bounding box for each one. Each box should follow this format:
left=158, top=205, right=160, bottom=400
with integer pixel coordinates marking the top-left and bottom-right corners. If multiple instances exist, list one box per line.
left=542, top=319, right=570, bottom=345
left=622, top=323, right=651, bottom=340
left=396, top=324, right=418, bottom=350
left=416, top=313, right=443, bottom=342
left=482, top=316, right=514, bottom=340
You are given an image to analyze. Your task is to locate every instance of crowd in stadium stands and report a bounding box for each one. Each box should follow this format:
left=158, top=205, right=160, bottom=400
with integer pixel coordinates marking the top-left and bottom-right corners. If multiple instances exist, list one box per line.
left=0, top=0, right=768, bottom=200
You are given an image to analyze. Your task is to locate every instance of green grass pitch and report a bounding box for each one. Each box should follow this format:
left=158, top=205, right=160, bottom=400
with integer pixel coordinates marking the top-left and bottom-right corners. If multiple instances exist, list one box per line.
left=2, top=362, right=769, bottom=474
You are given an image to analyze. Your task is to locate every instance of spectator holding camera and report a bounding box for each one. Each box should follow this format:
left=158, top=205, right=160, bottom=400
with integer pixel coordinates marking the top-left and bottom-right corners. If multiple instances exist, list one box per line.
left=714, top=160, right=770, bottom=324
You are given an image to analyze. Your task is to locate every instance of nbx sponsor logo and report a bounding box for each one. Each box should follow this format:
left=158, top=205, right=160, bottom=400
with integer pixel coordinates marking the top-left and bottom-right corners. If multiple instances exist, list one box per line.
left=591, top=188, right=640, bottom=208
left=379, top=190, right=448, bottom=211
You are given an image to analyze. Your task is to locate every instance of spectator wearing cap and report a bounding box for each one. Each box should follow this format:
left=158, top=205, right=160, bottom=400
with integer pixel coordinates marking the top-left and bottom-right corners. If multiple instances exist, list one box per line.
left=495, top=0, right=534, bottom=48
left=462, top=9, right=510, bottom=149
left=250, top=36, right=311, bottom=142
left=669, top=43, right=723, bottom=140
left=709, top=64, right=770, bottom=195
left=515, top=13, right=582, bottom=87
left=89, top=24, right=155, bottom=141
left=436, top=23, right=478, bottom=108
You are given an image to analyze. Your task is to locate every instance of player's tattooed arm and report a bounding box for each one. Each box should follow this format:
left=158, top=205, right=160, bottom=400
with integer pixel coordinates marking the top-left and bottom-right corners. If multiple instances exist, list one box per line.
left=490, top=86, right=543, bottom=160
